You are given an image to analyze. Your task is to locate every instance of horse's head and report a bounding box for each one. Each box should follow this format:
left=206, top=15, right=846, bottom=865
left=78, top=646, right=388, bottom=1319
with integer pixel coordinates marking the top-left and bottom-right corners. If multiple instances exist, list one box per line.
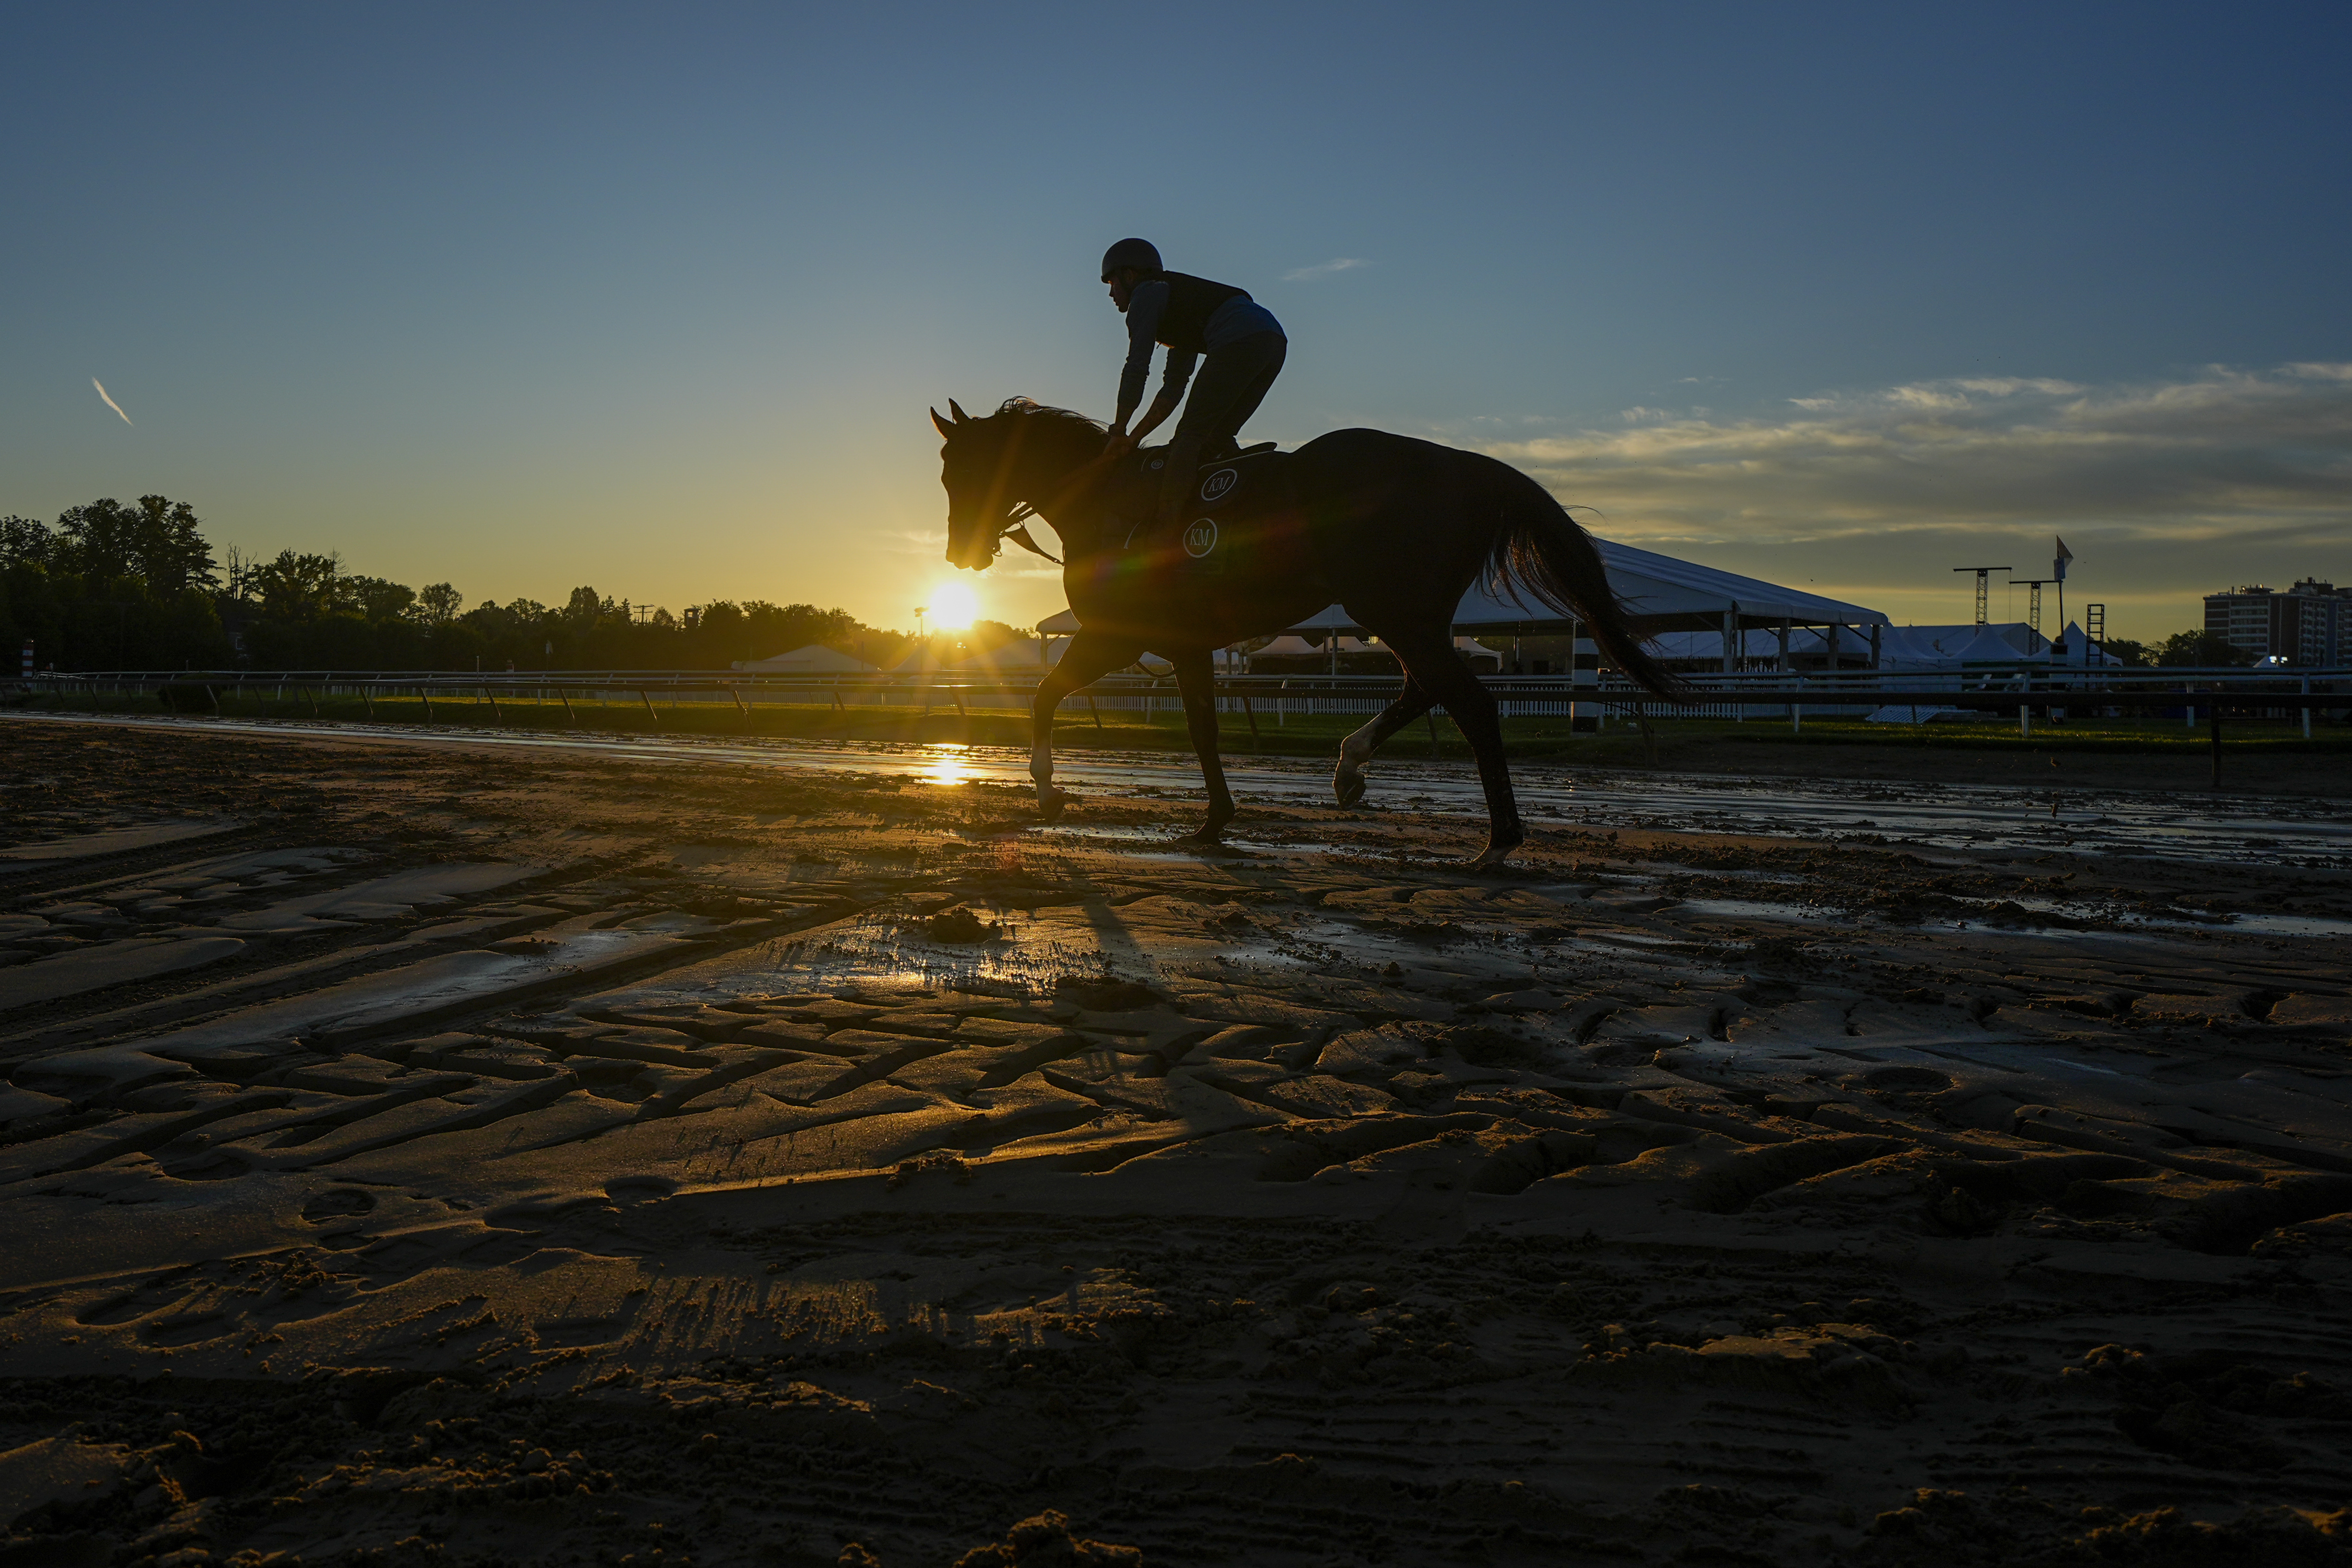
left=931, top=398, right=1018, bottom=571
left=933, top=397, right=1113, bottom=571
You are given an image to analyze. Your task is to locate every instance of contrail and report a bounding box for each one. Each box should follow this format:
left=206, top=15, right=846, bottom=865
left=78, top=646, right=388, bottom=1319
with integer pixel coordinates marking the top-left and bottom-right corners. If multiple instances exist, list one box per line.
left=92, top=377, right=133, bottom=425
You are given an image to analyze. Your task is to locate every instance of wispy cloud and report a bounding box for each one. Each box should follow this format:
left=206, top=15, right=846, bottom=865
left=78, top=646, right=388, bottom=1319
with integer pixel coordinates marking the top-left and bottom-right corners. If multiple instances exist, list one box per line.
left=91, top=377, right=133, bottom=425
left=1282, top=257, right=1370, bottom=283
left=1479, top=364, right=2352, bottom=629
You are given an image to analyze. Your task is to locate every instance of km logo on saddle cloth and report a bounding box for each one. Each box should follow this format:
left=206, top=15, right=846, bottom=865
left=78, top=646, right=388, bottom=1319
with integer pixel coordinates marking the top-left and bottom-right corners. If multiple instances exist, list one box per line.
left=1109, top=442, right=1283, bottom=577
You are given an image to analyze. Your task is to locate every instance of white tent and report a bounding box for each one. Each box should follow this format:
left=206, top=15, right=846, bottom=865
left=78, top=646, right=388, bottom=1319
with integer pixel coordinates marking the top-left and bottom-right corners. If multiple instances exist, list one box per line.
left=2046, top=621, right=2121, bottom=667
left=1957, top=626, right=2044, bottom=665
left=1878, top=626, right=1972, bottom=667
left=733, top=644, right=875, bottom=673
left=1452, top=538, right=1888, bottom=632
left=1647, top=625, right=1876, bottom=665
left=949, top=637, right=1070, bottom=673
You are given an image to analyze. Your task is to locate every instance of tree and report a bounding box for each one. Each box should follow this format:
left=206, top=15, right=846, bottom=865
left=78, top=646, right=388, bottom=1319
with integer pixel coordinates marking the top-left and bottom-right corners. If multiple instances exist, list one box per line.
left=416, top=582, right=462, bottom=625
left=2099, top=638, right=2149, bottom=667
left=0, top=516, right=54, bottom=569
left=346, top=575, right=417, bottom=623
left=246, top=550, right=351, bottom=620
left=53, top=496, right=217, bottom=589
left=2155, top=630, right=2256, bottom=668
left=126, top=496, right=219, bottom=590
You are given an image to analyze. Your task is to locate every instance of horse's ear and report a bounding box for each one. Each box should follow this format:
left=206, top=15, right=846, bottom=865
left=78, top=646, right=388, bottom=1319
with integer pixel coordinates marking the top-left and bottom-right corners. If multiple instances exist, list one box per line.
left=930, top=407, right=955, bottom=439
left=948, top=398, right=970, bottom=424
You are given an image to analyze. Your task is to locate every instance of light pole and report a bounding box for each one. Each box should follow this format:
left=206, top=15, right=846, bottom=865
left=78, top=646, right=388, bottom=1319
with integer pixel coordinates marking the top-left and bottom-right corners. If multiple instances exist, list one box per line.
left=1951, top=566, right=2012, bottom=626
left=914, top=606, right=928, bottom=645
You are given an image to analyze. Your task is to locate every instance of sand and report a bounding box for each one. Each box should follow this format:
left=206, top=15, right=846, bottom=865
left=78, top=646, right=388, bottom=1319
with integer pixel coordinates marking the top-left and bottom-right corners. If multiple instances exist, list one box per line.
left=2, top=714, right=2349, bottom=1567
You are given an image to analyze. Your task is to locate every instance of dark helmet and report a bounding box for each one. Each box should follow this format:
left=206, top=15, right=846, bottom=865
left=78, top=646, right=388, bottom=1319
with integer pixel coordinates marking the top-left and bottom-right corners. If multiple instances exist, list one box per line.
left=1100, top=238, right=1162, bottom=280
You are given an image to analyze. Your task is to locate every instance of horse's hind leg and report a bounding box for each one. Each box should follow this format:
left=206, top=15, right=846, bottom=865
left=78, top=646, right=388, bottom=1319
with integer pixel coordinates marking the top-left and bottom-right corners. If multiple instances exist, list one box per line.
left=1170, top=650, right=1237, bottom=842
left=1334, top=675, right=1436, bottom=808
left=1378, top=624, right=1524, bottom=865
left=1028, top=630, right=1144, bottom=821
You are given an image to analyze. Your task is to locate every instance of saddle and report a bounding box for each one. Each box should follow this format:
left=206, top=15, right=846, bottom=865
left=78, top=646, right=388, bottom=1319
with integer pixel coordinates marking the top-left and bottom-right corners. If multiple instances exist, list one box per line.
left=1109, top=442, right=1283, bottom=576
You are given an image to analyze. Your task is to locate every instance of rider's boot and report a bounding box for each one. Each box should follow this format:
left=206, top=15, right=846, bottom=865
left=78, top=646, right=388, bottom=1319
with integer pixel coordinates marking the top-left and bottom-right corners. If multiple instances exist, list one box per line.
left=1157, top=432, right=1203, bottom=529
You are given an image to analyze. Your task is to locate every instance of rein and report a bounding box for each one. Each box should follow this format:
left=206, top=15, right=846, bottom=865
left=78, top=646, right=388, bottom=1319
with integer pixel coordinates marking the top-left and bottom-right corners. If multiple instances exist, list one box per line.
left=999, top=506, right=1059, bottom=564
left=986, top=441, right=1124, bottom=568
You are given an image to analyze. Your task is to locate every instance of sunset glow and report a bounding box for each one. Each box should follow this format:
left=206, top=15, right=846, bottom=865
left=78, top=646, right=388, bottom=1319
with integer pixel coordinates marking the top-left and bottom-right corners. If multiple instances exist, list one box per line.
left=927, top=580, right=978, bottom=630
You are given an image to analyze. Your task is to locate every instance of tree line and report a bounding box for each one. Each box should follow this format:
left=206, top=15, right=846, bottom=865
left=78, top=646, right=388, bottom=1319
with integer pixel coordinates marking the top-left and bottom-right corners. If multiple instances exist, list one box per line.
left=0, top=497, right=1012, bottom=673
left=1, top=493, right=2256, bottom=676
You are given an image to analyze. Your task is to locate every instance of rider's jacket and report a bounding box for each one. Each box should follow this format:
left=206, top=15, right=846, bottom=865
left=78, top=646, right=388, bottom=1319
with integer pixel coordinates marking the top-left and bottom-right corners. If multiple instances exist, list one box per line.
left=1145, top=272, right=1252, bottom=354
left=1118, top=272, right=1283, bottom=426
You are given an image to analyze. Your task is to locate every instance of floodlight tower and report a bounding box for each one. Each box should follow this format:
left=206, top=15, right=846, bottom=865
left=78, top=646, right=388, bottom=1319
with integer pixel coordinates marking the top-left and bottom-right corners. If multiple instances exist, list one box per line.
left=1952, top=566, right=2012, bottom=626
left=2012, top=579, right=2059, bottom=646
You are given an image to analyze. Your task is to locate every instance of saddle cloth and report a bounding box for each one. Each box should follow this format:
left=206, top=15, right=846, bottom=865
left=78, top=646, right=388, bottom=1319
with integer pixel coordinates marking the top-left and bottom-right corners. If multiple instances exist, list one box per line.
left=1109, top=443, right=1285, bottom=576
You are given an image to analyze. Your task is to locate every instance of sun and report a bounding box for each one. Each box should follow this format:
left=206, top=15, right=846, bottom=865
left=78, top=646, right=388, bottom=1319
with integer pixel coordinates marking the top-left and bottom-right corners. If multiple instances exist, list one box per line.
left=927, top=580, right=979, bottom=631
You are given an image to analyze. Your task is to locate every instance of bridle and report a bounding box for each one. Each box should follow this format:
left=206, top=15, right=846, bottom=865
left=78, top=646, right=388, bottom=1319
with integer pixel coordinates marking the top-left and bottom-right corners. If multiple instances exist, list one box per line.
left=996, top=504, right=1059, bottom=564
left=964, top=426, right=1124, bottom=569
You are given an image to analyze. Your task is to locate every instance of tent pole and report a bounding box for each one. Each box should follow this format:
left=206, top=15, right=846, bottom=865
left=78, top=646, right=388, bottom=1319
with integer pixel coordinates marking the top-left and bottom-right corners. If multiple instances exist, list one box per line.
left=1568, top=616, right=1581, bottom=736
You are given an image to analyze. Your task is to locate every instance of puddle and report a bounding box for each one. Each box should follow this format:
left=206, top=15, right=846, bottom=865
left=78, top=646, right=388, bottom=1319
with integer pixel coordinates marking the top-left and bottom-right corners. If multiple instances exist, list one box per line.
left=1966, top=895, right=2352, bottom=939
left=1679, top=898, right=1836, bottom=924
left=1675, top=891, right=2352, bottom=943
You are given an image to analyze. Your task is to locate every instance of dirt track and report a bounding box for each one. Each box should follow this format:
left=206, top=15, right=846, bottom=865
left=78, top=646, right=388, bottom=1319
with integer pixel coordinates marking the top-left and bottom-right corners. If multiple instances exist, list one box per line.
left=3, top=715, right=2351, bottom=1567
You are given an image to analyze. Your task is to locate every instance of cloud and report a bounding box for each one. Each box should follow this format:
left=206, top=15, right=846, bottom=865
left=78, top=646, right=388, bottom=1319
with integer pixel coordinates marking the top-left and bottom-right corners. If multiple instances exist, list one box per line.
left=1282, top=257, right=1370, bottom=283
left=1479, top=364, right=2352, bottom=629
left=91, top=376, right=133, bottom=425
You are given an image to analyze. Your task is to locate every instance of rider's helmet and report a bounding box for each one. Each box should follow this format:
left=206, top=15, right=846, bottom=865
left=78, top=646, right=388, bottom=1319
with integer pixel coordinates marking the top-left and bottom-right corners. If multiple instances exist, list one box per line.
left=1100, top=238, right=1163, bottom=281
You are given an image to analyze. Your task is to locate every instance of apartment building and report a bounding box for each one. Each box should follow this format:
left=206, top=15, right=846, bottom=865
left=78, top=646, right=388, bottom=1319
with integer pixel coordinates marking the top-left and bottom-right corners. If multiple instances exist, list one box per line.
left=2204, top=578, right=2351, bottom=664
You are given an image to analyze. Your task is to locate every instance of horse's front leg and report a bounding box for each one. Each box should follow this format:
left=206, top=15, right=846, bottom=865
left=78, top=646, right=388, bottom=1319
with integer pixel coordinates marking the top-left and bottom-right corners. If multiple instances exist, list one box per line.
left=1170, top=650, right=1236, bottom=842
left=1029, top=631, right=1142, bottom=821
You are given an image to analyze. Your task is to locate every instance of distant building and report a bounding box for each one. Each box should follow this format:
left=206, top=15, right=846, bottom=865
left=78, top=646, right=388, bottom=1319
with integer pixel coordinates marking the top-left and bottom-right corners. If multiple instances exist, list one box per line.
left=2204, top=579, right=2351, bottom=664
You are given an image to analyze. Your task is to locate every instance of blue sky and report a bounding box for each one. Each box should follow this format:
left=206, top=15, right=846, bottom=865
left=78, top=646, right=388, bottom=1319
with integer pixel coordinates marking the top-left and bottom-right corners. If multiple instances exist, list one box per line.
left=6, top=2, right=2346, bottom=640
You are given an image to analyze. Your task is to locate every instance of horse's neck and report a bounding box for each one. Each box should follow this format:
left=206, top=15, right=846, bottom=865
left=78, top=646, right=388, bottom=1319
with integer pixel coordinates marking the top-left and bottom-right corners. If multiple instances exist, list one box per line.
left=1021, top=445, right=1115, bottom=557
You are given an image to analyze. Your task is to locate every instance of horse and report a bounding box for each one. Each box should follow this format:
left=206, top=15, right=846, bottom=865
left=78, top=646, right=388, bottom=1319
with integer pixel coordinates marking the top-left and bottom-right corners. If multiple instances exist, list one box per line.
left=929, top=397, right=1681, bottom=865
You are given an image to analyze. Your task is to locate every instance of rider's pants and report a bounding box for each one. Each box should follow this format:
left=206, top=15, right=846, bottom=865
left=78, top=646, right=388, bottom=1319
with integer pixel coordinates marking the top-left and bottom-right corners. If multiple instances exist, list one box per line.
left=1162, top=331, right=1287, bottom=519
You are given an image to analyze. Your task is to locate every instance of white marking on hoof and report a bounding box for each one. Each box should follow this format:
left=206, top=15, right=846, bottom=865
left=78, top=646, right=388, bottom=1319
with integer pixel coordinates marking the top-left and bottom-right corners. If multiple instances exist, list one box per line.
left=1338, top=717, right=1382, bottom=773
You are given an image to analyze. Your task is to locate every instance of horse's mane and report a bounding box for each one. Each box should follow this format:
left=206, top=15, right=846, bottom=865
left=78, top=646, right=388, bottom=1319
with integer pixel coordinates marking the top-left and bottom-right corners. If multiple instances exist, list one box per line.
left=992, top=397, right=1107, bottom=438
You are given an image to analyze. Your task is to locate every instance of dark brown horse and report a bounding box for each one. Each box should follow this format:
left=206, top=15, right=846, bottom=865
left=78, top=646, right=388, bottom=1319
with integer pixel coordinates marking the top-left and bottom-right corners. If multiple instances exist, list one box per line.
left=930, top=397, right=1678, bottom=865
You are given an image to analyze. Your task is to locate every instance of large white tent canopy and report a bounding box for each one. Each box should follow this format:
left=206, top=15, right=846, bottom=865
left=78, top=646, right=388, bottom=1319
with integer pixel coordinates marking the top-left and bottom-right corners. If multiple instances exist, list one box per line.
left=1035, top=537, right=1886, bottom=638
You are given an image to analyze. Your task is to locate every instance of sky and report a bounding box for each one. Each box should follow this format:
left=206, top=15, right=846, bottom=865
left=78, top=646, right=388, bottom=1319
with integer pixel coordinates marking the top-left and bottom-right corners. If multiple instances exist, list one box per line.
left=5, top=2, right=2346, bottom=643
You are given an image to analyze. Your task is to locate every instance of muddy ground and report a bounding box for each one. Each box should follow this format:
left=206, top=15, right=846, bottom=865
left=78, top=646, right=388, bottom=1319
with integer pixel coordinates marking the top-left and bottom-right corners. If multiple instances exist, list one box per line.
left=2, top=716, right=2350, bottom=1568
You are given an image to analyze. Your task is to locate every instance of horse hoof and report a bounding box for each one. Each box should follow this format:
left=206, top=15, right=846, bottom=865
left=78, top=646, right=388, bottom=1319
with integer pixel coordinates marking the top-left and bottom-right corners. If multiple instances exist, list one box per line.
left=1467, top=844, right=1520, bottom=870
left=1334, top=773, right=1366, bottom=809
left=1037, top=790, right=1074, bottom=822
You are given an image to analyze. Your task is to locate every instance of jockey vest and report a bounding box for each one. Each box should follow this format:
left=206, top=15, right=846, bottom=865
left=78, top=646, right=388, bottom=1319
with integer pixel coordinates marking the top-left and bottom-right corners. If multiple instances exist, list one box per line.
left=1149, top=272, right=1252, bottom=355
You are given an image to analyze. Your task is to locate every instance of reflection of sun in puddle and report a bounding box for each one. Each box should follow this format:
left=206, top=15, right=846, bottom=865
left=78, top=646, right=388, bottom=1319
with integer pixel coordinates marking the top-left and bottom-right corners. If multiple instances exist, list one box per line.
left=922, top=744, right=976, bottom=787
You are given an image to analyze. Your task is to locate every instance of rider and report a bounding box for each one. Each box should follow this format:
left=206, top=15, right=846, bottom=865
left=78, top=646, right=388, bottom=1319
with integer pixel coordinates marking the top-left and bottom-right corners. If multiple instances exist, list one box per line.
left=1098, top=238, right=1287, bottom=527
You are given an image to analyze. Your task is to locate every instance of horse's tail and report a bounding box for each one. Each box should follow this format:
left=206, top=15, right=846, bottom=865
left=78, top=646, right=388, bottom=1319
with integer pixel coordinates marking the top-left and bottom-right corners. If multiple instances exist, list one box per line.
left=1479, top=462, right=1688, bottom=697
